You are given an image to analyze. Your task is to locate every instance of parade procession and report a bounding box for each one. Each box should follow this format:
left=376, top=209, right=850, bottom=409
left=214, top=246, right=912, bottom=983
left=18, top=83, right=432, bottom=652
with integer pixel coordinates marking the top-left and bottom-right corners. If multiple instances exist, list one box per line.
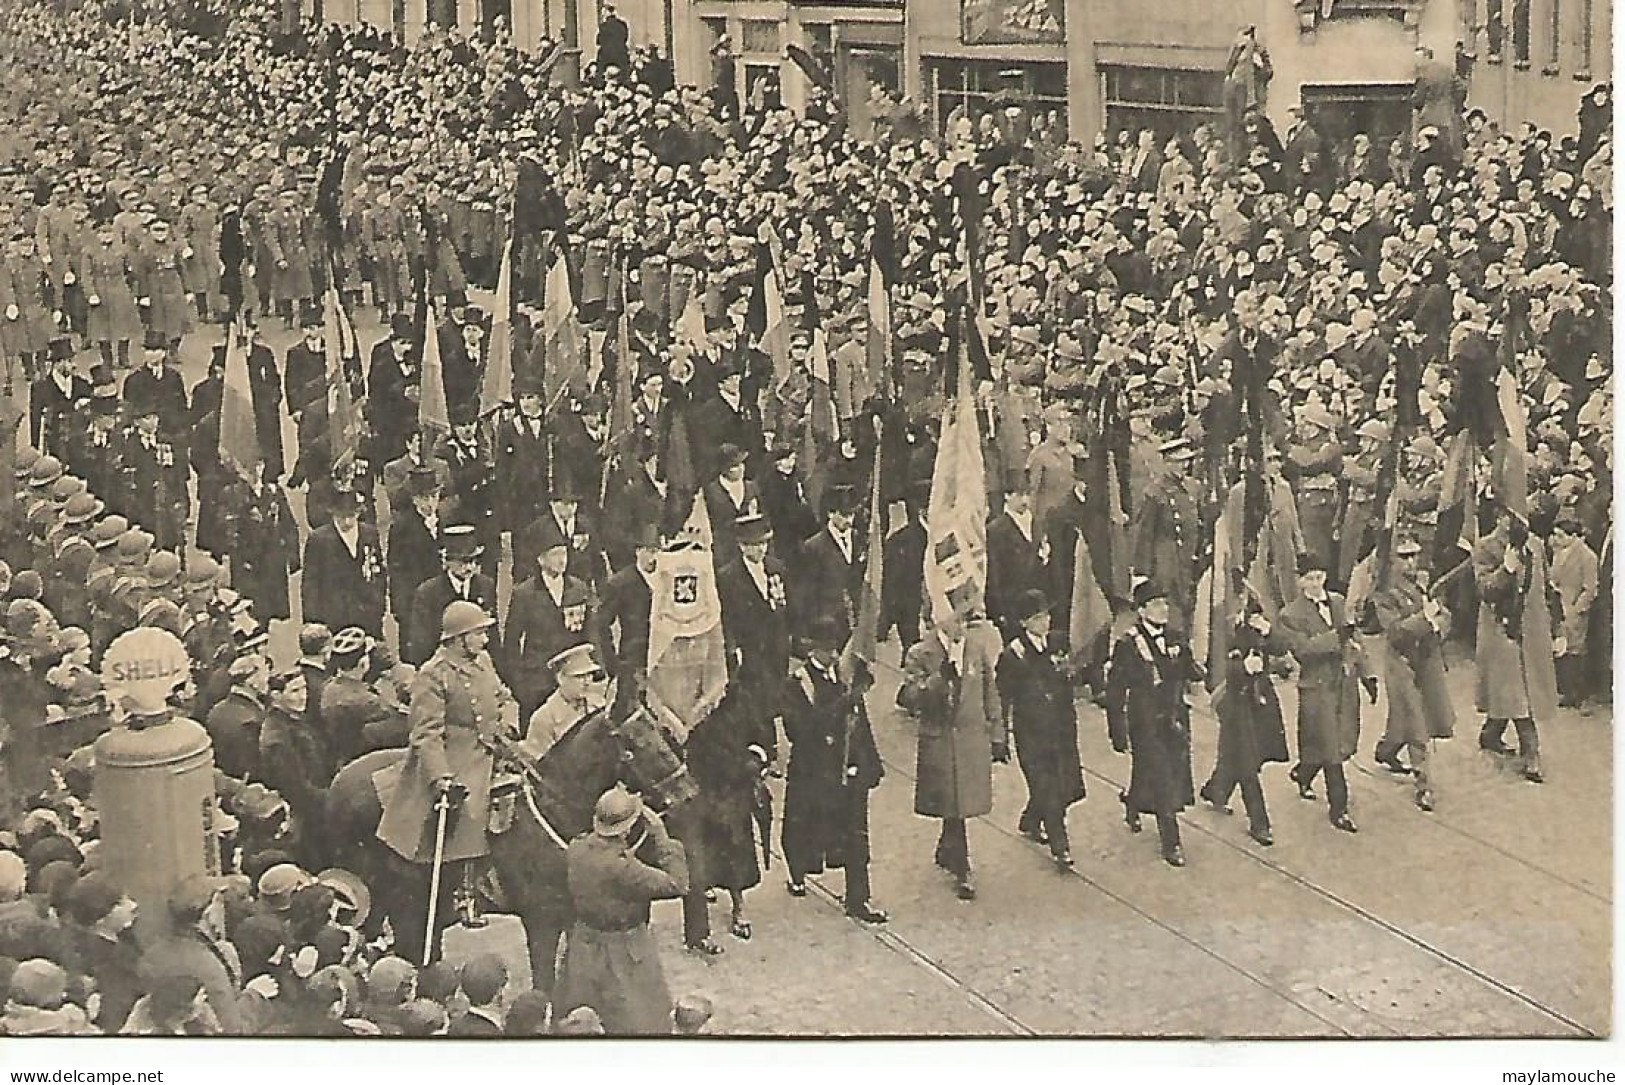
left=0, top=0, right=1612, bottom=1041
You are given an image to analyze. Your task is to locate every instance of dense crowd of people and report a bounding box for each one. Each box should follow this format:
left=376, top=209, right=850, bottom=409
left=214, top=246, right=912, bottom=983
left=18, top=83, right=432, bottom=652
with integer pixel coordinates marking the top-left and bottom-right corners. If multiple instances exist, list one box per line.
left=0, top=0, right=1612, bottom=1036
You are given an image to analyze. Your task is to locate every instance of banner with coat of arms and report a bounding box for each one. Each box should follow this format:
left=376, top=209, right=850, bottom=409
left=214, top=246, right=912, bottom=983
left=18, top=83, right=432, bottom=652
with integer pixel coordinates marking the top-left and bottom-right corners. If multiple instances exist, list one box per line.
left=647, top=492, right=729, bottom=729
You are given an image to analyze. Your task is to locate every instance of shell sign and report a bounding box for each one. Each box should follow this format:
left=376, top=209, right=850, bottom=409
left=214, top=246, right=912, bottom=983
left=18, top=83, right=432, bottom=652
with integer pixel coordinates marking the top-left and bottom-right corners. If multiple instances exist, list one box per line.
left=100, top=627, right=191, bottom=715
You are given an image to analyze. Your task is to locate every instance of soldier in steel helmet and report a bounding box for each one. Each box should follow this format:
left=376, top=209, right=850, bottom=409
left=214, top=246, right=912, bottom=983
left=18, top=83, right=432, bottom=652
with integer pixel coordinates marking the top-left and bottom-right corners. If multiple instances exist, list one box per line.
left=376, top=599, right=519, bottom=965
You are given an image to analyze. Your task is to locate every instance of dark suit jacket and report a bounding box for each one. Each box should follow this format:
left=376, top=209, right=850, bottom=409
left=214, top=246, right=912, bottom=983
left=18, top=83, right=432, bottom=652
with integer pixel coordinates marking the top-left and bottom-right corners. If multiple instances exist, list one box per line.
left=591, top=565, right=653, bottom=682
left=493, top=412, right=551, bottom=533
left=386, top=507, right=441, bottom=621
left=301, top=523, right=387, bottom=637
left=502, top=573, right=590, bottom=711
left=882, top=519, right=926, bottom=641
left=986, top=511, right=1046, bottom=634
left=405, top=571, right=497, bottom=666
left=717, top=556, right=790, bottom=741
left=797, top=525, right=863, bottom=636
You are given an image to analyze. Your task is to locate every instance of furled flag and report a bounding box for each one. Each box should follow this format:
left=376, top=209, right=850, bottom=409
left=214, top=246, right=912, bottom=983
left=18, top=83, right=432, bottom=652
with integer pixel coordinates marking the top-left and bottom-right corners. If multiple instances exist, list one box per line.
left=218, top=321, right=262, bottom=484
left=924, top=336, right=989, bottom=631
left=322, top=281, right=362, bottom=471
left=541, top=249, right=583, bottom=414
left=758, top=263, right=790, bottom=390
left=1068, top=524, right=1113, bottom=673
left=478, top=239, right=514, bottom=416
left=647, top=491, right=730, bottom=730
left=865, top=253, right=891, bottom=404
left=418, top=303, right=449, bottom=437
left=607, top=278, right=636, bottom=462
left=678, top=287, right=707, bottom=352
left=806, top=328, right=839, bottom=448
left=1493, top=366, right=1530, bottom=522
left=841, top=418, right=885, bottom=685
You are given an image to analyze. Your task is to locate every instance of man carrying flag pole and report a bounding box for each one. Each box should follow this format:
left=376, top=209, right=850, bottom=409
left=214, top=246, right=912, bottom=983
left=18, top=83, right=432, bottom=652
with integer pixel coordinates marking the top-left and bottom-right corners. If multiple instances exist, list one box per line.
left=896, top=311, right=1002, bottom=902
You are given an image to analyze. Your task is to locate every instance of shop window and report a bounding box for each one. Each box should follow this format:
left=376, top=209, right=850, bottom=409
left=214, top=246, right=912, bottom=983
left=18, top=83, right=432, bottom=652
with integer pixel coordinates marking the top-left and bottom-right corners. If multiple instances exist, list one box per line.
left=1099, top=65, right=1223, bottom=142
left=929, top=59, right=1068, bottom=132
left=804, top=22, right=833, bottom=54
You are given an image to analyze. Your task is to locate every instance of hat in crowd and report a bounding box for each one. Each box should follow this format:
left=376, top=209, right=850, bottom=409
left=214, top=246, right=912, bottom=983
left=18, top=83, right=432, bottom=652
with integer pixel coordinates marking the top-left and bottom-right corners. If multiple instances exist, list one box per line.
left=1159, top=436, right=1197, bottom=464
left=1356, top=419, right=1391, bottom=443
left=316, top=867, right=371, bottom=927
left=528, top=516, right=568, bottom=555
left=441, top=524, right=482, bottom=561
left=168, top=873, right=227, bottom=921
left=0, top=852, right=26, bottom=899
left=824, top=484, right=858, bottom=515
left=1014, top=589, right=1051, bottom=625
left=548, top=643, right=602, bottom=679
left=718, top=443, right=747, bottom=472
left=1131, top=576, right=1168, bottom=609
left=331, top=626, right=373, bottom=660
left=406, top=466, right=441, bottom=498
left=513, top=368, right=545, bottom=398
left=554, top=1006, right=605, bottom=1036
left=440, top=600, right=495, bottom=641
left=142, top=330, right=167, bottom=352
left=1296, top=552, right=1327, bottom=576
left=64, top=873, right=123, bottom=927
left=29, top=455, right=63, bottom=488
left=629, top=522, right=662, bottom=551
left=257, top=863, right=313, bottom=909
left=801, top=615, right=846, bottom=652
left=91, top=517, right=128, bottom=550
left=144, top=550, right=183, bottom=589
left=389, top=313, right=416, bottom=341
left=8, top=959, right=68, bottom=1009
left=1300, top=401, right=1338, bottom=432
left=50, top=476, right=85, bottom=503
left=1394, top=536, right=1424, bottom=556
left=185, top=554, right=221, bottom=589
left=13, top=447, right=38, bottom=478
left=62, top=493, right=103, bottom=525
left=592, top=785, right=645, bottom=838
left=735, top=513, right=772, bottom=546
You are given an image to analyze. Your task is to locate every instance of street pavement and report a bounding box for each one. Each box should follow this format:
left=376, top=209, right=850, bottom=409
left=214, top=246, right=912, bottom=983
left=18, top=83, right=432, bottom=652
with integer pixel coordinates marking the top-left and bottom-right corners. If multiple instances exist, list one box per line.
left=147, top=314, right=1611, bottom=1038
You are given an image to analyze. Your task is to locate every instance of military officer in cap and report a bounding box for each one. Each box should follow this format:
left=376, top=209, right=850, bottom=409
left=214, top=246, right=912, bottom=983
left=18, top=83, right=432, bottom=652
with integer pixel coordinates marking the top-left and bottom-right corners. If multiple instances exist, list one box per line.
left=376, top=600, right=520, bottom=966
left=302, top=488, right=387, bottom=638
left=1371, top=536, right=1455, bottom=810
left=1286, top=402, right=1344, bottom=576
left=1107, top=577, right=1201, bottom=866
left=505, top=511, right=595, bottom=717
left=997, top=589, right=1085, bottom=867
left=406, top=525, right=497, bottom=667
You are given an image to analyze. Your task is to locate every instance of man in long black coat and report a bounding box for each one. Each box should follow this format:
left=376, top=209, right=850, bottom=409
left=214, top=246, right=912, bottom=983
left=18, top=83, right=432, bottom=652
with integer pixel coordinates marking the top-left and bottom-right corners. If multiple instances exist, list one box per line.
left=301, top=490, right=387, bottom=638
left=1199, top=601, right=1289, bottom=847
left=880, top=483, right=929, bottom=650
left=367, top=314, right=419, bottom=468
left=795, top=485, right=862, bottom=638
left=386, top=467, right=443, bottom=628
left=997, top=590, right=1085, bottom=867
left=502, top=516, right=592, bottom=720
left=493, top=375, right=551, bottom=541
left=244, top=318, right=286, bottom=480
left=1107, top=579, right=1200, bottom=867
left=779, top=618, right=887, bottom=923
left=716, top=514, right=790, bottom=765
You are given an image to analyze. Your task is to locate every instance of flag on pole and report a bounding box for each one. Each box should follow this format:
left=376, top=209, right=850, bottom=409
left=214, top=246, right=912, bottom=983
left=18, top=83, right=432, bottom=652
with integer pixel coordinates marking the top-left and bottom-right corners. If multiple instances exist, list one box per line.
left=924, top=333, right=989, bottom=631
left=218, top=323, right=262, bottom=484
left=322, top=282, right=361, bottom=471
left=1068, top=526, right=1112, bottom=670
left=864, top=257, right=891, bottom=404
left=418, top=303, right=449, bottom=437
left=1493, top=366, right=1530, bottom=522
left=647, top=491, right=730, bottom=730
left=607, top=281, right=636, bottom=458
left=841, top=422, right=884, bottom=683
left=541, top=249, right=582, bottom=414
left=806, top=327, right=839, bottom=448
left=678, top=287, right=707, bottom=352
left=759, top=265, right=790, bottom=390
left=478, top=239, right=514, bottom=416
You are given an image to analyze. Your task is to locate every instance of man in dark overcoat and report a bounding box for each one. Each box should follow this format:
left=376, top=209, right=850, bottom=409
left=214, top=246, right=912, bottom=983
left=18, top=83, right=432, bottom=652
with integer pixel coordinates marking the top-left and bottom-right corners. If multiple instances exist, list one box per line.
left=996, top=590, right=1084, bottom=867
left=406, top=525, right=498, bottom=667
left=1107, top=578, right=1201, bottom=866
left=301, top=489, right=387, bottom=638
left=1371, top=536, right=1455, bottom=810
left=1199, top=596, right=1289, bottom=846
left=779, top=618, right=887, bottom=923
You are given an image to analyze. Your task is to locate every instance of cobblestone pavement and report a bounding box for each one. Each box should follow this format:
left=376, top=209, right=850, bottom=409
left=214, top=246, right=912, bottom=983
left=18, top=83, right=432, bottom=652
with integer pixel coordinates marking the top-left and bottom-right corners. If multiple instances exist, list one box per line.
left=164, top=318, right=1608, bottom=1037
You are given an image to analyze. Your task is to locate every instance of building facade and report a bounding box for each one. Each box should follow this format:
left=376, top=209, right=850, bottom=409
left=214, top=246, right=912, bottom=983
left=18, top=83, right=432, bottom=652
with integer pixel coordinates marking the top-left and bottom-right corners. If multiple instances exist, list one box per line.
left=308, top=0, right=1608, bottom=139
